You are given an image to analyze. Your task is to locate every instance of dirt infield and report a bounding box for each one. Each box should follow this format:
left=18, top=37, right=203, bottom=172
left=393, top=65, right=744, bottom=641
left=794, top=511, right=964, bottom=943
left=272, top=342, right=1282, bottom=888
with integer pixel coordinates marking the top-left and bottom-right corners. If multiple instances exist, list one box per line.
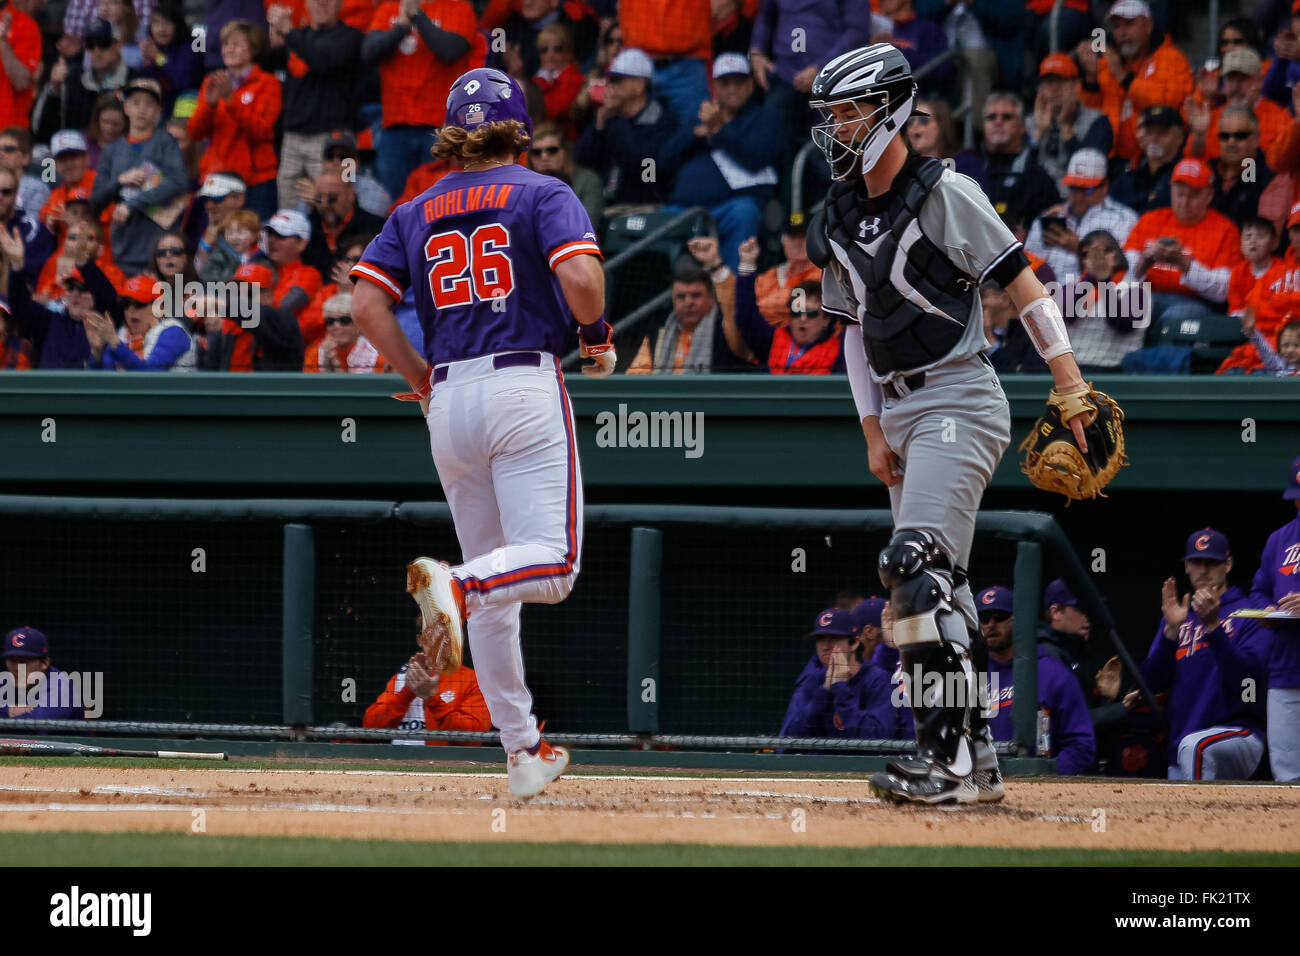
left=1, top=764, right=1298, bottom=851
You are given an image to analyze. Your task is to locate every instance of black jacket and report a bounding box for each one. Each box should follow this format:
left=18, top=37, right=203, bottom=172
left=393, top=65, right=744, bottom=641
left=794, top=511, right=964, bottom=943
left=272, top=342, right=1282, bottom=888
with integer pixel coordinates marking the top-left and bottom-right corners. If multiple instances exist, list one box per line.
left=1038, top=625, right=1131, bottom=733
left=282, top=23, right=364, bottom=134
left=302, top=206, right=387, bottom=283
left=195, top=303, right=304, bottom=371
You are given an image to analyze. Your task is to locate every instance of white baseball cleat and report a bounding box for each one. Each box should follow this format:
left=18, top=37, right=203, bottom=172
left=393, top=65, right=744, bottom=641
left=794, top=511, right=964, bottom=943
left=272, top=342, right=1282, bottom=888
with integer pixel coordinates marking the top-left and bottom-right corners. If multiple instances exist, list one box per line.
left=406, top=558, right=466, bottom=676
left=508, top=738, right=570, bottom=798
left=973, top=731, right=1005, bottom=803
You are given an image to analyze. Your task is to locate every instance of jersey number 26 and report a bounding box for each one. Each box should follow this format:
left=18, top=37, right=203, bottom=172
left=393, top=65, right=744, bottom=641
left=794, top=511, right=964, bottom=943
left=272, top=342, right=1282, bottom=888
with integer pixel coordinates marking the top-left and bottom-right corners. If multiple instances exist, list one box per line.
left=424, top=225, right=516, bottom=308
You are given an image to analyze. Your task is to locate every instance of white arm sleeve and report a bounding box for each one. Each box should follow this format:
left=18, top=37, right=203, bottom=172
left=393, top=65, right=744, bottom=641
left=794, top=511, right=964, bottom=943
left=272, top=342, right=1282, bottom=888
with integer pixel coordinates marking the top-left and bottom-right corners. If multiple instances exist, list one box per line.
left=1183, top=260, right=1231, bottom=303
left=1018, top=295, right=1074, bottom=362
left=843, top=324, right=882, bottom=420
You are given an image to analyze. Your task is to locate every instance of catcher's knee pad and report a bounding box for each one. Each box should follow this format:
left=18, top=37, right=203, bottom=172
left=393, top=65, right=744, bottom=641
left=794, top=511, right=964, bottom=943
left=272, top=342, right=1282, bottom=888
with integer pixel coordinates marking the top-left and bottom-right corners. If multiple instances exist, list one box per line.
left=878, top=531, right=970, bottom=652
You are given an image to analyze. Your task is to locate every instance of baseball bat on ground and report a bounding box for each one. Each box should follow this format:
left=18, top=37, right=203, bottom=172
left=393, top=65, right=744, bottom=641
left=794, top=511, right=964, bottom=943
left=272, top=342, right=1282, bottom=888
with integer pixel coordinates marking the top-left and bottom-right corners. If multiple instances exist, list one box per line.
left=0, top=738, right=227, bottom=760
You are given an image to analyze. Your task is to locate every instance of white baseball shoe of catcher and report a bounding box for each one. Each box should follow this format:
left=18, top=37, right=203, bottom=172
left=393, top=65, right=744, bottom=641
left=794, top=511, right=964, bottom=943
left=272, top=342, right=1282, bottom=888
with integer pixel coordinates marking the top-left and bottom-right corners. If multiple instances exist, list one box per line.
left=508, top=737, right=570, bottom=798
left=406, top=558, right=466, bottom=676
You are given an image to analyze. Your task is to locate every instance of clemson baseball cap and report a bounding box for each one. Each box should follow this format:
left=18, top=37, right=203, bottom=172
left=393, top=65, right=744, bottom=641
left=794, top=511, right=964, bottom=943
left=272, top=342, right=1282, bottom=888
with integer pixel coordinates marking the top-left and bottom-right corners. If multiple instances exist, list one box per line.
left=1039, top=53, right=1078, bottom=79
left=1222, top=47, right=1263, bottom=77
left=122, top=274, right=162, bottom=304
left=235, top=262, right=274, bottom=288
left=124, top=77, right=164, bottom=104
left=976, top=586, right=1015, bottom=615
left=1184, top=527, right=1230, bottom=561
left=1139, top=105, right=1184, bottom=129
left=1043, top=578, right=1078, bottom=609
left=1062, top=148, right=1108, bottom=187
left=321, top=130, right=359, bottom=158
left=805, top=607, right=859, bottom=640
left=1284, top=455, right=1300, bottom=500
left=264, top=209, right=310, bottom=241
left=851, top=597, right=887, bottom=631
left=1171, top=157, right=1212, bottom=189
left=1107, top=0, right=1151, bottom=19
left=608, top=48, right=653, bottom=79
left=1287, top=201, right=1300, bottom=230
left=712, top=52, right=751, bottom=79
left=4, top=626, right=48, bottom=658
left=51, top=129, right=88, bottom=156
left=198, top=172, right=247, bottom=199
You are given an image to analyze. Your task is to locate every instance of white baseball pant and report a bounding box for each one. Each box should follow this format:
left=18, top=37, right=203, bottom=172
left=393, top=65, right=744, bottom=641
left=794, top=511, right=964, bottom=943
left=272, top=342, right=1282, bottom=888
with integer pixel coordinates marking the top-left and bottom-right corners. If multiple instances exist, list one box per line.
left=1168, top=725, right=1265, bottom=781
left=424, top=351, right=583, bottom=754
left=1268, top=687, right=1300, bottom=781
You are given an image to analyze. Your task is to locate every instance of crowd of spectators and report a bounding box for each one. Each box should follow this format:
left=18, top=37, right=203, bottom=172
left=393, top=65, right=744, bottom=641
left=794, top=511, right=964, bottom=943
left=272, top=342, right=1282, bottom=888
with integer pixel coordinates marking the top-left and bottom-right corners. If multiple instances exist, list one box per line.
left=3, top=0, right=1300, bottom=375
left=780, top=458, right=1300, bottom=780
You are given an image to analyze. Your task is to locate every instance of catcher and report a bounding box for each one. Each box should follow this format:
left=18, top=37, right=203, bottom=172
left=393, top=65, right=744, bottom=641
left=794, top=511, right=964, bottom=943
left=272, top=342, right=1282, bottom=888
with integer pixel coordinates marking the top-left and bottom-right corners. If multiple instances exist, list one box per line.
left=806, top=43, right=1125, bottom=805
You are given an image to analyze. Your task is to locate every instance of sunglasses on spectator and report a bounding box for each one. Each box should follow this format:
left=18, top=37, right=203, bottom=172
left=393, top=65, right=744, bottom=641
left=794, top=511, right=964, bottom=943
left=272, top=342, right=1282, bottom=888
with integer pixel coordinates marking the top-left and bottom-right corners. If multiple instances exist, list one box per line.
left=1220, top=36, right=1247, bottom=47
left=0, top=145, right=19, bottom=154
left=603, top=33, right=622, bottom=46
left=324, top=315, right=352, bottom=326
left=985, top=112, right=1017, bottom=121
left=86, top=38, right=115, bottom=50
left=0, top=187, right=16, bottom=196
left=790, top=308, right=823, bottom=319
left=1067, top=184, right=1100, bottom=194
left=157, top=246, right=186, bottom=257
left=979, top=611, right=1011, bottom=624
left=538, top=44, right=566, bottom=54
left=534, top=146, right=562, bottom=157
left=1218, top=130, right=1252, bottom=141
left=908, top=115, right=932, bottom=126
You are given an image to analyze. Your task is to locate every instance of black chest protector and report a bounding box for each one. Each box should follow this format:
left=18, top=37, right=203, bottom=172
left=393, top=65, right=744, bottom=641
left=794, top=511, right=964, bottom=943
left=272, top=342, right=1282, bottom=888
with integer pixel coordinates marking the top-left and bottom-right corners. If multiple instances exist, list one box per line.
left=814, top=155, right=976, bottom=375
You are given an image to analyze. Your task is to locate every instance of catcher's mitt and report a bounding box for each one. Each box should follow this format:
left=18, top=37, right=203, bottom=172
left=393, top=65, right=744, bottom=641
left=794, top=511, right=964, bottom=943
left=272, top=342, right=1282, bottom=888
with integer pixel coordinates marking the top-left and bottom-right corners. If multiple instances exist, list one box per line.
left=1018, top=383, right=1127, bottom=502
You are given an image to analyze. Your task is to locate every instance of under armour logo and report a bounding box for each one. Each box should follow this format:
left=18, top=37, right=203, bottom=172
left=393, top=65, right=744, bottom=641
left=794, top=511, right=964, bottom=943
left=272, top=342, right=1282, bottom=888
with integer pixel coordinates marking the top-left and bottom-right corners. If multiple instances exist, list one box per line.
left=859, top=218, right=880, bottom=238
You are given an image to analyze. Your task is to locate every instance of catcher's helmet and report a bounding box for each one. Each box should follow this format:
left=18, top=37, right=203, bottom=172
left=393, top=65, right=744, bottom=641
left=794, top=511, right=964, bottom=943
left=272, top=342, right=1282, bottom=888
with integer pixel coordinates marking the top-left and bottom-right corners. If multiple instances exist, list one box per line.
left=809, top=44, right=917, bottom=180
left=445, top=67, right=533, bottom=144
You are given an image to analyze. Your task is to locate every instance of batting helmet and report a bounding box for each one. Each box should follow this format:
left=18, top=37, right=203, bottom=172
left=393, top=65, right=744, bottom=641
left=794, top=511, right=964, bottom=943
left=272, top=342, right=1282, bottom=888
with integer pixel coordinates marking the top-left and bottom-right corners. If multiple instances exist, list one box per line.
left=445, top=68, right=533, bottom=144
left=809, top=43, right=916, bottom=180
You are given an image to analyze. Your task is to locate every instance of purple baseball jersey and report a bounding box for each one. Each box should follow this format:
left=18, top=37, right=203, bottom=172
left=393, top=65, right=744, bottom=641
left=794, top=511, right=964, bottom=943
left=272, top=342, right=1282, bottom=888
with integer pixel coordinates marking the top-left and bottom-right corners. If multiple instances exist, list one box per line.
left=1250, top=514, right=1300, bottom=688
left=351, top=165, right=602, bottom=364
left=1143, top=585, right=1268, bottom=761
left=987, top=647, right=1096, bottom=775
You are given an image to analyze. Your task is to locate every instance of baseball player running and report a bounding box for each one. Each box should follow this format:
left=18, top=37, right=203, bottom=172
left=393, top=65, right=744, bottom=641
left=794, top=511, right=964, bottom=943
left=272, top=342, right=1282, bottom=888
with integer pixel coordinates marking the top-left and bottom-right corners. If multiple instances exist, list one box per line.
left=350, top=68, right=615, bottom=798
left=806, top=44, right=1104, bottom=805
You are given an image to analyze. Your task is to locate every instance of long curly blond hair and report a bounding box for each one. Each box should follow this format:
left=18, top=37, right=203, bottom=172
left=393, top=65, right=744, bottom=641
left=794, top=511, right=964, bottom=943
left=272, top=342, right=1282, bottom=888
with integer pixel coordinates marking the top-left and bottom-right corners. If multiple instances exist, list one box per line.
left=432, top=120, right=531, bottom=162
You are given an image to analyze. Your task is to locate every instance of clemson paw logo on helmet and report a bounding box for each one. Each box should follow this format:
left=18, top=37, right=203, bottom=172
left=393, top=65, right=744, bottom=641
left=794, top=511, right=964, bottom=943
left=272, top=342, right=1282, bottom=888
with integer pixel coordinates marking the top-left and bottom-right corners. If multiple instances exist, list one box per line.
left=464, top=79, right=481, bottom=94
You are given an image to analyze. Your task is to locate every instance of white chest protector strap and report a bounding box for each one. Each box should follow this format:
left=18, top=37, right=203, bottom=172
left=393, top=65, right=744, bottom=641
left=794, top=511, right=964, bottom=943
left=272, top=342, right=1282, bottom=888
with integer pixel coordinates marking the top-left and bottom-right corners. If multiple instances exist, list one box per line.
left=1018, top=295, right=1073, bottom=362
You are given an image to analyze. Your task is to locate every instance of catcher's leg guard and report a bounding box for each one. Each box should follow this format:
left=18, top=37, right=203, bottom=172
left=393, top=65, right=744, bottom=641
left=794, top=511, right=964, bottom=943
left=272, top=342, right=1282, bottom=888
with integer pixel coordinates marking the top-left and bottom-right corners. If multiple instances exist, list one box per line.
left=965, top=624, right=1004, bottom=801
left=871, top=530, right=978, bottom=805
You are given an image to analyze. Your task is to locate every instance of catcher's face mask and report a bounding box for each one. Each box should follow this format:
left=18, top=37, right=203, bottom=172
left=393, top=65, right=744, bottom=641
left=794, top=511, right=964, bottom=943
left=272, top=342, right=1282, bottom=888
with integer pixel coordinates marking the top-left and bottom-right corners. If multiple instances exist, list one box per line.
left=810, top=93, right=912, bottom=180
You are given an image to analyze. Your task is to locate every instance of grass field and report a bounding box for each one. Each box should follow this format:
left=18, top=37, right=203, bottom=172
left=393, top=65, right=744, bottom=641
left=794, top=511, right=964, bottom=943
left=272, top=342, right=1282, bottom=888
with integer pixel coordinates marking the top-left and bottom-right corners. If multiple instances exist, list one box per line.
left=3, top=831, right=1297, bottom=866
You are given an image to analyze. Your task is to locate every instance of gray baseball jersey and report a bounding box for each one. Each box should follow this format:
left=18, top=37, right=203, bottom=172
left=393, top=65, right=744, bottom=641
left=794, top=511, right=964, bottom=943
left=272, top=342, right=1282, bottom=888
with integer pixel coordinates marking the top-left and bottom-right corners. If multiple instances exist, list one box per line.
left=821, top=168, right=1025, bottom=384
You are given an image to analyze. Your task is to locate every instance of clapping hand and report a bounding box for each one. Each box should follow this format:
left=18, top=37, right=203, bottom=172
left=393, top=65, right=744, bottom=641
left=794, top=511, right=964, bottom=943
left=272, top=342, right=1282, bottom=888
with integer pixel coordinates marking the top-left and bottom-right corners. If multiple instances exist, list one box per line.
left=1160, top=577, right=1189, bottom=639
left=0, top=225, right=24, bottom=268
left=737, top=235, right=760, bottom=270
left=404, top=652, right=439, bottom=699
left=1190, top=583, right=1224, bottom=629
left=1095, top=655, right=1123, bottom=702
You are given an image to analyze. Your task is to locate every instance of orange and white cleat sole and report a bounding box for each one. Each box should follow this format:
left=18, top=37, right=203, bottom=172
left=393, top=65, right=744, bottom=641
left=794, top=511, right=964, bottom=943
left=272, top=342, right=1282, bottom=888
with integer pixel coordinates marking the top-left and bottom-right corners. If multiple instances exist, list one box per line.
left=406, top=558, right=466, bottom=676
